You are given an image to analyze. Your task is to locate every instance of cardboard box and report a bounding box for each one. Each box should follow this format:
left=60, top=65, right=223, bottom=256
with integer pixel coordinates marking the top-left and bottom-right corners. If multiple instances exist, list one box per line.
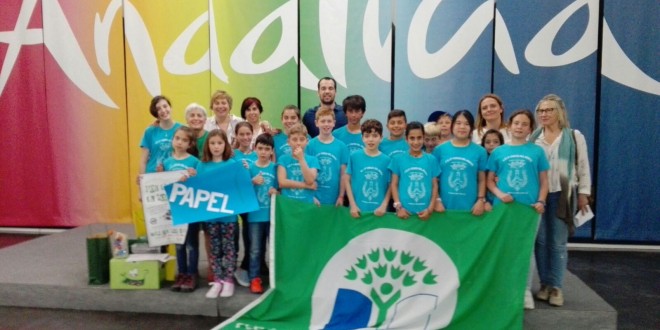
left=110, top=258, right=165, bottom=290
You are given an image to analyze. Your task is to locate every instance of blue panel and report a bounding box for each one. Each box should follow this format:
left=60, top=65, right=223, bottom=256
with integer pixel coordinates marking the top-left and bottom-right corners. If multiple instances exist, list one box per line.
left=595, top=0, right=660, bottom=241
left=393, top=1, right=493, bottom=123
left=493, top=0, right=599, bottom=238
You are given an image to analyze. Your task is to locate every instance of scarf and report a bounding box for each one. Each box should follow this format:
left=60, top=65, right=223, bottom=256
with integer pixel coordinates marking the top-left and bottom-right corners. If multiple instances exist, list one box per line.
left=530, top=127, right=577, bottom=233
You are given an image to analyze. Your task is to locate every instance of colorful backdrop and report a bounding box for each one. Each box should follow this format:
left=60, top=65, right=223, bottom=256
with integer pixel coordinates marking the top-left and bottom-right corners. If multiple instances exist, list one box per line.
left=0, top=0, right=657, bottom=243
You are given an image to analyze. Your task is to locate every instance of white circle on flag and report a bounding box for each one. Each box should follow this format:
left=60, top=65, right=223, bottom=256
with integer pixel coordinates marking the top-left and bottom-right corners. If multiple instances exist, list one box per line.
left=310, top=228, right=459, bottom=329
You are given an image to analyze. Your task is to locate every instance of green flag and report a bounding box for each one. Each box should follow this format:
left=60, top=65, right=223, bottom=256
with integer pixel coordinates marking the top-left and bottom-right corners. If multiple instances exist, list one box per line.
left=217, top=196, right=538, bottom=329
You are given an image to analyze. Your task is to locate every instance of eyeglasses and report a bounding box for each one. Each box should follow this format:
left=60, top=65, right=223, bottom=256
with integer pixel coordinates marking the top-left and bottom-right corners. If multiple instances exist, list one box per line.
left=536, top=108, right=555, bottom=114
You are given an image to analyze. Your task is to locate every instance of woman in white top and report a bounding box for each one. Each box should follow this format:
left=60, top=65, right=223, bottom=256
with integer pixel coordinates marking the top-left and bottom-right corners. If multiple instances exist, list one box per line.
left=472, top=93, right=511, bottom=144
left=529, top=94, right=592, bottom=307
left=204, top=90, right=244, bottom=145
left=239, top=97, right=272, bottom=149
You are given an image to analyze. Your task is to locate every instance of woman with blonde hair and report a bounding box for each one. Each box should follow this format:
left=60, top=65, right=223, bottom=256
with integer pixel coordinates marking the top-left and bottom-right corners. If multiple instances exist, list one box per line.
left=529, top=94, right=592, bottom=307
left=204, top=90, right=244, bottom=145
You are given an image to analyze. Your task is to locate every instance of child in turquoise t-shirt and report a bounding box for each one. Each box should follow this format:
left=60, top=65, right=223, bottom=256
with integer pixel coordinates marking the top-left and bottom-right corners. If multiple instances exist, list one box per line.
left=306, top=108, right=349, bottom=206
left=433, top=110, right=489, bottom=215
left=345, top=119, right=391, bottom=218
left=390, top=121, right=440, bottom=220
left=277, top=123, right=319, bottom=204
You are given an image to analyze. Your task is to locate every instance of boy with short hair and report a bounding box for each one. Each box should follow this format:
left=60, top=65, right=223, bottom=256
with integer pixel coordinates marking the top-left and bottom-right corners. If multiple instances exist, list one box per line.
left=306, top=108, right=349, bottom=206
left=423, top=122, right=441, bottom=153
left=246, top=133, right=278, bottom=294
left=379, top=109, right=409, bottom=158
left=333, top=95, right=366, bottom=154
left=344, top=119, right=392, bottom=218
left=277, top=124, right=319, bottom=204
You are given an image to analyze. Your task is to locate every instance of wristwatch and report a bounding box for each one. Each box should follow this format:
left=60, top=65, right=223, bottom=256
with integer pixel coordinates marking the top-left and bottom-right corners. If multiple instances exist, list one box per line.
left=393, top=202, right=402, bottom=210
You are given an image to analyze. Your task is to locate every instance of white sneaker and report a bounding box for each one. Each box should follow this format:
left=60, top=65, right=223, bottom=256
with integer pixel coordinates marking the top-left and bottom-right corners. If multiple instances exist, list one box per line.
left=220, top=281, right=235, bottom=297
left=234, top=269, right=249, bottom=287
left=524, top=289, right=535, bottom=310
left=205, top=282, right=222, bottom=299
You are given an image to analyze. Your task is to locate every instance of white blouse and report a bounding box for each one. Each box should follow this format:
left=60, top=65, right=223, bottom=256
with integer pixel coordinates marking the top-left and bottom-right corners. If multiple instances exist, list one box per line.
left=204, top=114, right=244, bottom=144
left=535, top=129, right=592, bottom=195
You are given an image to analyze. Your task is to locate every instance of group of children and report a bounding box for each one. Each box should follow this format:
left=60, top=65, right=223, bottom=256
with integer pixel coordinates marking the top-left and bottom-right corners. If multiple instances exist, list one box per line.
left=151, top=93, right=550, bottom=305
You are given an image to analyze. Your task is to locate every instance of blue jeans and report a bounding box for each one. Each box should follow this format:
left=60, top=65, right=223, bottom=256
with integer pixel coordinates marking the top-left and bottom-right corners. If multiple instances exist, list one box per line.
left=176, top=222, right=200, bottom=275
left=248, top=222, right=270, bottom=280
left=535, top=192, right=569, bottom=288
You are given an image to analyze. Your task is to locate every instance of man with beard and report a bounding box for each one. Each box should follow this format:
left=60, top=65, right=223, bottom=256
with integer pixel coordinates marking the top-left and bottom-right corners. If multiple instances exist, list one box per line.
left=302, top=77, right=348, bottom=137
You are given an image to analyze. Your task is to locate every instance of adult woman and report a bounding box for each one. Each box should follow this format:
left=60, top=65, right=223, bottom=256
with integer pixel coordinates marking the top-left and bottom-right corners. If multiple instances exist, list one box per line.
left=239, top=97, right=272, bottom=149
left=472, top=94, right=511, bottom=144
left=529, top=94, right=591, bottom=307
left=138, top=95, right=181, bottom=180
left=184, top=103, right=208, bottom=158
left=204, top=90, right=244, bottom=145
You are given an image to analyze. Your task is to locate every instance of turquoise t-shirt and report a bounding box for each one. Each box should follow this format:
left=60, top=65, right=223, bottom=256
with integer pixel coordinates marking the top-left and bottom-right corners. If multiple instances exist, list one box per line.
left=346, top=150, right=391, bottom=212
left=389, top=153, right=440, bottom=213
left=195, top=158, right=240, bottom=223
left=486, top=143, right=550, bottom=206
left=306, top=137, right=349, bottom=205
left=278, top=154, right=320, bottom=204
left=140, top=123, right=182, bottom=173
left=247, top=162, right=278, bottom=222
left=162, top=155, right=200, bottom=172
left=233, top=149, right=258, bottom=167
left=273, top=132, right=291, bottom=161
left=333, top=125, right=364, bottom=155
left=432, top=142, right=488, bottom=211
left=379, top=138, right=409, bottom=159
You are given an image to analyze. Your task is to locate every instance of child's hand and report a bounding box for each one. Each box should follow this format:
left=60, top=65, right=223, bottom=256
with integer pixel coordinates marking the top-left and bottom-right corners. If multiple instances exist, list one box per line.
left=374, top=206, right=387, bottom=217
left=178, top=175, right=188, bottom=182
left=313, top=197, right=321, bottom=207
left=532, top=202, right=545, bottom=214
left=335, top=196, right=344, bottom=207
left=292, top=147, right=304, bottom=161
left=156, top=164, right=164, bottom=172
left=434, top=200, right=446, bottom=213
left=252, top=173, right=264, bottom=185
left=500, top=194, right=514, bottom=203
left=396, top=207, right=410, bottom=219
left=187, top=168, right=197, bottom=177
left=268, top=187, right=279, bottom=195
left=306, top=181, right=318, bottom=190
left=418, top=208, right=432, bottom=220
left=350, top=205, right=361, bottom=218
left=136, top=174, right=142, bottom=186
left=484, top=201, right=493, bottom=212
left=471, top=200, right=485, bottom=216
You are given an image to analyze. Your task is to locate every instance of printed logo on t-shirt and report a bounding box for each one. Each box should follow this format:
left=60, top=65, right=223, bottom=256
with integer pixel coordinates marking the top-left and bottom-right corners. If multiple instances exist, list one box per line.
left=257, top=173, right=274, bottom=206
left=448, top=161, right=468, bottom=193
left=361, top=169, right=382, bottom=201
left=506, top=159, right=528, bottom=191
left=406, top=169, right=427, bottom=202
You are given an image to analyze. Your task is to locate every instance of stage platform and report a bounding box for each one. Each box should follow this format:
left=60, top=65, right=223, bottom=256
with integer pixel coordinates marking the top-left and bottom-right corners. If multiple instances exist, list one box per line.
left=0, top=224, right=617, bottom=329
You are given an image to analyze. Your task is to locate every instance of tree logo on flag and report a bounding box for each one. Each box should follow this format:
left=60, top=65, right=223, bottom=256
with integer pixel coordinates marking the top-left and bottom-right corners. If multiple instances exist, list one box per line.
left=311, top=228, right=459, bottom=329
left=344, top=248, right=439, bottom=326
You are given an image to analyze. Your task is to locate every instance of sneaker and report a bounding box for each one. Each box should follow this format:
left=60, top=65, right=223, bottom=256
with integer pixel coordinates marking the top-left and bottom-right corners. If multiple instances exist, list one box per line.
left=170, top=274, right=185, bottom=292
left=220, top=280, right=235, bottom=297
left=536, top=285, right=550, bottom=301
left=205, top=281, right=222, bottom=299
left=250, top=278, right=264, bottom=294
left=524, top=289, right=535, bottom=310
left=181, top=274, right=197, bottom=293
left=234, top=268, right=249, bottom=287
left=549, top=287, right=564, bottom=306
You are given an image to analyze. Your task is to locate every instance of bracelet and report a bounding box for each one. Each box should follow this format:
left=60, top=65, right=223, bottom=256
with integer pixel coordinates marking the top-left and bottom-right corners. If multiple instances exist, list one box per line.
left=536, top=200, right=546, bottom=206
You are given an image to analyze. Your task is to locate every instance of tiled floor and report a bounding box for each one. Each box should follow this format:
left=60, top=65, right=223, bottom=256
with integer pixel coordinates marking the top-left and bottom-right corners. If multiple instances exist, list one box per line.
left=1, top=234, right=658, bottom=329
